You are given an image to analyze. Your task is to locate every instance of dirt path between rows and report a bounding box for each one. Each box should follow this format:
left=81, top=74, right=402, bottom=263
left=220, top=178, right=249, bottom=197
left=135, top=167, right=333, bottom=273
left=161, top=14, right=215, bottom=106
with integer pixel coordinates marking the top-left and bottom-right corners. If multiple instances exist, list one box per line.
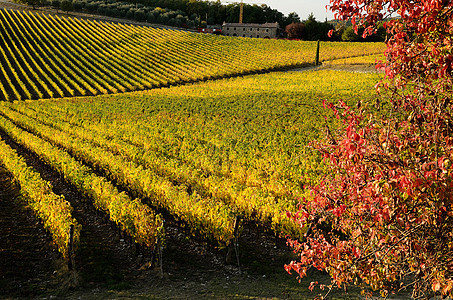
left=0, top=169, right=65, bottom=298
left=288, top=63, right=382, bottom=74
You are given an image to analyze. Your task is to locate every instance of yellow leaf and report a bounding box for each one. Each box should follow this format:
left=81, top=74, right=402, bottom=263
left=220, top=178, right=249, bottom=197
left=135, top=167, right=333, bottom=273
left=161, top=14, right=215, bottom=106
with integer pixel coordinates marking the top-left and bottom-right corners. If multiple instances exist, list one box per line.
left=433, top=281, right=441, bottom=292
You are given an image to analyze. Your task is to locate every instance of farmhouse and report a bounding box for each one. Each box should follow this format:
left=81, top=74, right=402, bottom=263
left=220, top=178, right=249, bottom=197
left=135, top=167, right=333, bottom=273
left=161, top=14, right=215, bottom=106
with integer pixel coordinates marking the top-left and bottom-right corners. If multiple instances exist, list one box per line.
left=221, top=22, right=280, bottom=38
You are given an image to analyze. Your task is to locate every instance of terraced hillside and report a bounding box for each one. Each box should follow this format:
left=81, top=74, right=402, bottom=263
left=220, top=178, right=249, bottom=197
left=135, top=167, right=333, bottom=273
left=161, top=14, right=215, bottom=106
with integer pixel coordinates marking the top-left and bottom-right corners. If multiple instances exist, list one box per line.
left=0, top=8, right=385, bottom=101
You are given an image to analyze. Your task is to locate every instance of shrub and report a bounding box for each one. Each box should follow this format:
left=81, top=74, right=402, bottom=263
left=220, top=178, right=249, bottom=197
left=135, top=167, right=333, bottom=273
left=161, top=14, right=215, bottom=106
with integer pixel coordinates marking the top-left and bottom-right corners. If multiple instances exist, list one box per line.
left=84, top=1, right=99, bottom=12
left=134, top=8, right=146, bottom=21
left=146, top=11, right=155, bottom=22
left=125, top=7, right=136, bottom=19
left=51, top=0, right=60, bottom=8
left=72, top=0, right=83, bottom=11
left=60, top=0, right=73, bottom=12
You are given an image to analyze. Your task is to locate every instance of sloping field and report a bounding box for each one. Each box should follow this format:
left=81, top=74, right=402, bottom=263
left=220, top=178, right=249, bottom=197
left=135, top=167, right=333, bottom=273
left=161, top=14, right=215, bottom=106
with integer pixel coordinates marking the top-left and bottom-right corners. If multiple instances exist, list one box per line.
left=0, top=70, right=381, bottom=250
left=324, top=53, right=386, bottom=66
left=0, top=8, right=385, bottom=101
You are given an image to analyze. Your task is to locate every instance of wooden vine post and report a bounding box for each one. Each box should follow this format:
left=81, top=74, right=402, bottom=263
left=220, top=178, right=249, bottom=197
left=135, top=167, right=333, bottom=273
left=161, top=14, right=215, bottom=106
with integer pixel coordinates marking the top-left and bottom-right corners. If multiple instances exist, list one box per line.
left=68, top=224, right=74, bottom=271
left=315, top=40, right=320, bottom=66
left=225, top=216, right=241, bottom=271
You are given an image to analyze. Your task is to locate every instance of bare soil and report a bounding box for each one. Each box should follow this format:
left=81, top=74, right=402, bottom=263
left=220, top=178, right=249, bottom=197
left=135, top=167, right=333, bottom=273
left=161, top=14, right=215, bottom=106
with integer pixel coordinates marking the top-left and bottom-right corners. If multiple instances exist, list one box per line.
left=0, top=169, right=65, bottom=298
left=289, top=64, right=383, bottom=74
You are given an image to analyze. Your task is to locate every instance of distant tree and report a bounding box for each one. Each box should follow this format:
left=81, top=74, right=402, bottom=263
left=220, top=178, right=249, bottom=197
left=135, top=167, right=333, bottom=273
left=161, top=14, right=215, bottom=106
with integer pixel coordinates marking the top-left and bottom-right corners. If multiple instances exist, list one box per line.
left=341, top=26, right=359, bottom=41
left=134, top=8, right=146, bottom=21
left=281, top=11, right=300, bottom=28
left=285, top=22, right=304, bottom=39
left=242, top=4, right=266, bottom=24
left=56, top=0, right=290, bottom=27
left=84, top=1, right=98, bottom=12
left=126, top=8, right=136, bottom=19
left=224, top=3, right=239, bottom=23
left=146, top=11, right=156, bottom=22
left=34, top=0, right=299, bottom=30
left=187, top=0, right=206, bottom=19
left=303, top=13, right=318, bottom=40
left=207, top=0, right=223, bottom=25
left=72, top=0, right=83, bottom=11
left=60, top=0, right=72, bottom=13
left=51, top=0, right=60, bottom=11
left=293, top=13, right=335, bottom=41
left=15, top=0, right=44, bottom=9
left=174, top=14, right=185, bottom=26
left=370, top=23, right=386, bottom=42
left=157, top=12, right=169, bottom=24
left=341, top=24, right=386, bottom=42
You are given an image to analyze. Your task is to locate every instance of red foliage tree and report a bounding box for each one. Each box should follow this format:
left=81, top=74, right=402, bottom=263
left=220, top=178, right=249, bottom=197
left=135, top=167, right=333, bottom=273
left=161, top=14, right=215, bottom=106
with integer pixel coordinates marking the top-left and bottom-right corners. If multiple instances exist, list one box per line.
left=285, top=22, right=305, bottom=39
left=286, top=0, right=453, bottom=298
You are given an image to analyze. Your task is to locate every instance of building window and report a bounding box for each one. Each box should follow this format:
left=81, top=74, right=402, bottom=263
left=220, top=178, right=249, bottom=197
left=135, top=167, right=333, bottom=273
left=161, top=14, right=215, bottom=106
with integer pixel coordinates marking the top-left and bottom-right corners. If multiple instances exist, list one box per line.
left=227, top=27, right=229, bottom=30
left=266, top=29, right=269, bottom=32
left=257, top=35, right=259, bottom=38
left=243, top=28, right=245, bottom=31
left=250, top=28, right=252, bottom=31
left=234, top=27, right=236, bottom=30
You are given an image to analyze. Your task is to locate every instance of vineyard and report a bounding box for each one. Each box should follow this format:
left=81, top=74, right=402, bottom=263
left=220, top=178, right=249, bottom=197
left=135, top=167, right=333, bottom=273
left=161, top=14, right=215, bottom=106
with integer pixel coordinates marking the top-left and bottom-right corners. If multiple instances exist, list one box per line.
left=323, top=53, right=386, bottom=66
left=0, top=69, right=380, bottom=261
left=0, top=7, right=388, bottom=298
left=0, top=8, right=385, bottom=101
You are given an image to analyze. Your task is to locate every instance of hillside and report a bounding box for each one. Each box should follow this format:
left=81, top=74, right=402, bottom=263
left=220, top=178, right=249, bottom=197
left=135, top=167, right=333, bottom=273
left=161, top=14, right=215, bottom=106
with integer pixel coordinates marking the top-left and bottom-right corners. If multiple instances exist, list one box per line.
left=0, top=6, right=391, bottom=299
left=0, top=69, right=382, bottom=298
left=0, top=69, right=381, bottom=247
left=0, top=8, right=385, bottom=101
